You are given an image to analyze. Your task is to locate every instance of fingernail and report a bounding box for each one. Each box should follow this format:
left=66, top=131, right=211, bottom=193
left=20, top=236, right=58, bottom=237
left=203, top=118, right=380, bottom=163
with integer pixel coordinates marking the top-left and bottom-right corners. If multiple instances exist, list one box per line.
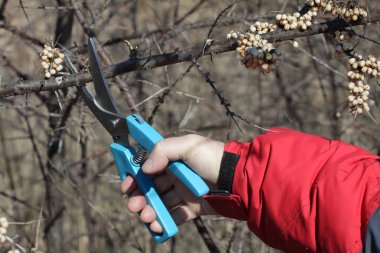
left=142, top=159, right=154, bottom=173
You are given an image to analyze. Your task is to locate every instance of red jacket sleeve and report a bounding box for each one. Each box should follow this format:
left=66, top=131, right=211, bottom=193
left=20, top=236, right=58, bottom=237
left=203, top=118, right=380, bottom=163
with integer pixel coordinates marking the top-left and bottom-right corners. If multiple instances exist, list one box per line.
left=204, top=128, right=380, bottom=253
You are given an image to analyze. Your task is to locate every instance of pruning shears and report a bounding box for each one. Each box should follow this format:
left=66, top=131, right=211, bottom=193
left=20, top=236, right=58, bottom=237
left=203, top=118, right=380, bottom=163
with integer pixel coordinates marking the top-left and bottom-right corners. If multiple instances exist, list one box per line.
left=80, top=38, right=209, bottom=243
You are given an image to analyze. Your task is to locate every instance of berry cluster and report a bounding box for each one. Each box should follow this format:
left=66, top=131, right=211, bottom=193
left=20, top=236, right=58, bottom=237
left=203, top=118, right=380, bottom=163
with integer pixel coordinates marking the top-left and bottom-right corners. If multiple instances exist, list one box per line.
left=227, top=31, right=279, bottom=73
left=234, top=32, right=275, bottom=56
left=226, top=0, right=373, bottom=115
left=40, top=43, right=65, bottom=79
left=275, top=10, right=317, bottom=31
left=348, top=55, right=380, bottom=78
left=243, top=46, right=279, bottom=73
left=249, top=21, right=277, bottom=35
left=0, top=217, right=8, bottom=245
left=307, top=0, right=368, bottom=21
left=347, top=75, right=370, bottom=115
left=346, top=55, right=379, bottom=115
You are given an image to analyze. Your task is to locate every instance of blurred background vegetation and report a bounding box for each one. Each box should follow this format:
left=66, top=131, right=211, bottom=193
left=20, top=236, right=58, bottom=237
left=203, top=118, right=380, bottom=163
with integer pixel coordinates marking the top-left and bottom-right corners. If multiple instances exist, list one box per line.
left=0, top=0, right=379, bottom=252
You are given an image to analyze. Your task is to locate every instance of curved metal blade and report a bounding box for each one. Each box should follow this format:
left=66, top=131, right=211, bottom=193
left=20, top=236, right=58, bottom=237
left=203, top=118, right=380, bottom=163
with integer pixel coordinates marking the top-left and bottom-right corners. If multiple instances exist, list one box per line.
left=88, top=37, right=121, bottom=115
left=79, top=84, right=130, bottom=146
left=78, top=38, right=130, bottom=146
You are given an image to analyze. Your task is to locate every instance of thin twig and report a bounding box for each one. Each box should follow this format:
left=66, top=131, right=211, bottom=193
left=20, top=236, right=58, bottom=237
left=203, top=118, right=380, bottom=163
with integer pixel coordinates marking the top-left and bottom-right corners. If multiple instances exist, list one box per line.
left=0, top=21, right=44, bottom=46
left=207, top=1, right=240, bottom=39
left=34, top=208, right=43, bottom=251
left=296, top=45, right=346, bottom=77
left=18, top=0, right=32, bottom=29
left=148, top=63, right=194, bottom=123
left=0, top=191, right=43, bottom=214
left=102, top=13, right=270, bottom=46
left=5, top=235, right=27, bottom=253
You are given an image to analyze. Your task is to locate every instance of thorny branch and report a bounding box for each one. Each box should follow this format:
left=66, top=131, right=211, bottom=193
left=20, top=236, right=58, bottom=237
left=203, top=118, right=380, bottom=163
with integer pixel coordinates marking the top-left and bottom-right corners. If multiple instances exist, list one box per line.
left=1, top=13, right=380, bottom=98
left=147, top=1, right=237, bottom=123
left=192, top=59, right=241, bottom=132
left=192, top=59, right=268, bottom=133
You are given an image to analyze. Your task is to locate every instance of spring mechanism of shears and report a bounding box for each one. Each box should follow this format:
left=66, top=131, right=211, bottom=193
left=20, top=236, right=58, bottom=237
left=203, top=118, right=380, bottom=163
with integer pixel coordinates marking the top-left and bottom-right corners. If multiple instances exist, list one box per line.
left=133, top=147, right=148, bottom=164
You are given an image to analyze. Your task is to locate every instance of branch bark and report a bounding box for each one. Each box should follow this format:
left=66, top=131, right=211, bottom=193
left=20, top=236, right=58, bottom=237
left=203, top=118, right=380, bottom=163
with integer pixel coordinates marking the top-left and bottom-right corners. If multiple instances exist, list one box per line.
left=1, top=14, right=379, bottom=98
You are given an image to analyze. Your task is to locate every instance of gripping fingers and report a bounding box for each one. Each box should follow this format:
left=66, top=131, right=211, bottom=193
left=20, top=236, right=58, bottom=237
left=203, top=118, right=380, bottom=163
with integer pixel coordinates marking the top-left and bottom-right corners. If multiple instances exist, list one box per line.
left=149, top=205, right=197, bottom=234
left=153, top=172, right=176, bottom=193
left=127, top=189, right=146, bottom=213
left=121, top=175, right=138, bottom=194
left=161, top=188, right=182, bottom=210
left=170, top=205, right=197, bottom=226
left=112, top=143, right=178, bottom=243
left=126, top=189, right=162, bottom=232
left=140, top=205, right=156, bottom=223
left=150, top=220, right=163, bottom=233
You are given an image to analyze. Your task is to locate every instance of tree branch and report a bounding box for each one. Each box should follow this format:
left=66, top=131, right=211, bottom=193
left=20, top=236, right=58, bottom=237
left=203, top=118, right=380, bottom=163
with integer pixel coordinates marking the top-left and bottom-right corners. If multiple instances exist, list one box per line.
left=1, top=14, right=379, bottom=98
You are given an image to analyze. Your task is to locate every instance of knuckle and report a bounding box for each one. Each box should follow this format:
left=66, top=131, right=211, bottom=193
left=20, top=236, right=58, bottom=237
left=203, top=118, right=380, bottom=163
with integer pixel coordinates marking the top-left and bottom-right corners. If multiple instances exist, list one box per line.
left=153, top=140, right=165, bottom=154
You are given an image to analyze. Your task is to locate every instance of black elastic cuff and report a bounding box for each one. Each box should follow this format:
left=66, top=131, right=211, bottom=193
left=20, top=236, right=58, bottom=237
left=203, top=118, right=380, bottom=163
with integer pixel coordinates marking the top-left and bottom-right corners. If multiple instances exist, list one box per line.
left=217, top=151, right=240, bottom=193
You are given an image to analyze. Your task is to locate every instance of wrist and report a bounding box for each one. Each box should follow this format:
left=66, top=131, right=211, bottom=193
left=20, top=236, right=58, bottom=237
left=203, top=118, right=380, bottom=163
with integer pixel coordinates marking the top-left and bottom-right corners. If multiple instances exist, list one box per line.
left=201, top=141, right=250, bottom=221
left=182, top=135, right=224, bottom=185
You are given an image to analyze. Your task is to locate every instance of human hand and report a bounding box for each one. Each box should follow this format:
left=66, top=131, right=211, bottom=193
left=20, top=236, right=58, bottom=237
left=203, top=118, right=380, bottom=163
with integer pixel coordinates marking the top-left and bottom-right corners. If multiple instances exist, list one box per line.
left=120, top=134, right=224, bottom=233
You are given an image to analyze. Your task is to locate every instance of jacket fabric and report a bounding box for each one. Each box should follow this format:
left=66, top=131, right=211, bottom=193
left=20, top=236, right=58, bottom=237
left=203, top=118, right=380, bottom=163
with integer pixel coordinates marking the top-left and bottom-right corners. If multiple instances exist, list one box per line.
left=204, top=128, right=380, bottom=253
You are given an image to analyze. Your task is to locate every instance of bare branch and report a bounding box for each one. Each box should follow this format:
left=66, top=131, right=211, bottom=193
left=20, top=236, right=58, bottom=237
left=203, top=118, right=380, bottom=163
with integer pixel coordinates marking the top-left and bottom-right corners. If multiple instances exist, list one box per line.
left=0, top=0, right=8, bottom=19
left=1, top=14, right=379, bottom=98
left=193, top=217, right=220, bottom=253
left=0, top=191, right=43, bottom=214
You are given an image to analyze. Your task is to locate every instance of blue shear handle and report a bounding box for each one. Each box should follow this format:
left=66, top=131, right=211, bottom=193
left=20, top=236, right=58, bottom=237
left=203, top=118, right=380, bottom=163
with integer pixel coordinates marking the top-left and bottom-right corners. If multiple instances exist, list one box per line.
left=126, top=115, right=209, bottom=197
left=110, top=143, right=178, bottom=243
left=167, top=162, right=208, bottom=197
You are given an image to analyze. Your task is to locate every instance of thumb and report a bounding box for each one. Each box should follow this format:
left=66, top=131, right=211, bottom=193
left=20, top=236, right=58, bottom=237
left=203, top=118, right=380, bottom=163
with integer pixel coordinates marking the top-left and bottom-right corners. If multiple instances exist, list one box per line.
left=141, top=134, right=224, bottom=185
left=142, top=136, right=189, bottom=174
